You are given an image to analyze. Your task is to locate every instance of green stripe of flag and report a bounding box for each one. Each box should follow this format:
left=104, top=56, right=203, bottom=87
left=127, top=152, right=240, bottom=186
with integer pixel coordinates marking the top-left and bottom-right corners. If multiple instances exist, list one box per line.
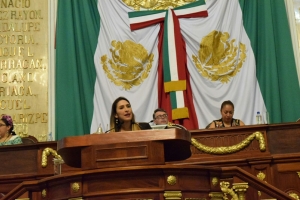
left=170, top=91, right=177, bottom=109
left=163, top=9, right=171, bottom=82
left=240, top=0, right=300, bottom=123
left=128, top=9, right=165, bottom=18
left=56, top=0, right=99, bottom=139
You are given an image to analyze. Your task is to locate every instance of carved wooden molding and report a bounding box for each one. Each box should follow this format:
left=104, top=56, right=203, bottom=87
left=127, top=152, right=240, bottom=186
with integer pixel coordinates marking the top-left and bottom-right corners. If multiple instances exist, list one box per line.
left=191, top=131, right=265, bottom=154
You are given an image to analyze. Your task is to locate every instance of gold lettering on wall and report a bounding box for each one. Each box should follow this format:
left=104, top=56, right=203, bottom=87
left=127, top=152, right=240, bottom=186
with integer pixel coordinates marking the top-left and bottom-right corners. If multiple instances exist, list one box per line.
left=0, top=0, right=31, bottom=8
left=0, top=59, right=45, bottom=69
left=1, top=72, right=34, bottom=83
left=1, top=0, right=48, bottom=141
left=0, top=23, right=40, bottom=32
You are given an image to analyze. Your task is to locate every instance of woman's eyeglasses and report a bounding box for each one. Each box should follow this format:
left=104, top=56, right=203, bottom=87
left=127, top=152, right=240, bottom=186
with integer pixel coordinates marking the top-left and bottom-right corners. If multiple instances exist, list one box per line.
left=155, top=114, right=168, bottom=119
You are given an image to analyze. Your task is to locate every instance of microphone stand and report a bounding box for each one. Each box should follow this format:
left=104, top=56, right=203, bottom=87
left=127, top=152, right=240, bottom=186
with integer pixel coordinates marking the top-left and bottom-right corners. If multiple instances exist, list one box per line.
left=105, top=121, right=124, bottom=133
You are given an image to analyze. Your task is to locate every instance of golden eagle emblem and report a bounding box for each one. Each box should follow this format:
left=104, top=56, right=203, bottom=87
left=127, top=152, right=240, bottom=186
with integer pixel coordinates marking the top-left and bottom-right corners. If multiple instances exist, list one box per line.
left=122, top=0, right=196, bottom=10
left=192, top=30, right=246, bottom=83
left=101, top=40, right=153, bottom=90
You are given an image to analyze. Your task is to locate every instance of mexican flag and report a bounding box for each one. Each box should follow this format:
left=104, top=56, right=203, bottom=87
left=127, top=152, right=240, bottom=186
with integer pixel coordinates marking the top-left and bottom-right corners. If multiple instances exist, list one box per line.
left=55, top=0, right=300, bottom=139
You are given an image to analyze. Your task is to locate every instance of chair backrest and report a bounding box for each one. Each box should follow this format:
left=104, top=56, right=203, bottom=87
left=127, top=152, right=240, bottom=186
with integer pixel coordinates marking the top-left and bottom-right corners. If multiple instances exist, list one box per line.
left=21, top=135, right=38, bottom=144
left=137, top=122, right=152, bottom=130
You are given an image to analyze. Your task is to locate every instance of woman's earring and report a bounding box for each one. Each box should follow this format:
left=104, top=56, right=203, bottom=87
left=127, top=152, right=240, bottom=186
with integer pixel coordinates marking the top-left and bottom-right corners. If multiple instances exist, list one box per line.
left=115, top=118, right=119, bottom=125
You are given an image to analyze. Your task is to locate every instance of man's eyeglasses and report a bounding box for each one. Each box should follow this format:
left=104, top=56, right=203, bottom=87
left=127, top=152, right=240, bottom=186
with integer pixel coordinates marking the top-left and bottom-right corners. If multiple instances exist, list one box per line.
left=155, top=114, right=168, bottom=119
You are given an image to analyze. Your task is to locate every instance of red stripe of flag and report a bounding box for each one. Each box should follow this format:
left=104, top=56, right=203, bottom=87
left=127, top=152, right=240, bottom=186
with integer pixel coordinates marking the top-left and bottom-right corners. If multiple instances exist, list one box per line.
left=130, top=17, right=165, bottom=31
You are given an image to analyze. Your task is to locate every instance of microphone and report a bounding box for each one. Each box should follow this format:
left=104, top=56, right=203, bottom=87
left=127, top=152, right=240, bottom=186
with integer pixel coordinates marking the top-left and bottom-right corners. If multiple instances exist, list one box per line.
left=149, top=120, right=154, bottom=123
left=104, top=121, right=124, bottom=133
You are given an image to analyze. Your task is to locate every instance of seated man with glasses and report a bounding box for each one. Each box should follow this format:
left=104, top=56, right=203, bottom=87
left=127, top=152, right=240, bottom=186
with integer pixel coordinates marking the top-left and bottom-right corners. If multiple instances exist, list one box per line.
left=152, top=108, right=169, bottom=125
left=151, top=108, right=189, bottom=131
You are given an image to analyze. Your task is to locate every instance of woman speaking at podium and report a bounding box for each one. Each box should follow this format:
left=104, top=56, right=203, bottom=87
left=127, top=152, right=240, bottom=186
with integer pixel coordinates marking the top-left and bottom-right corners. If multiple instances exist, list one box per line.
left=108, top=97, right=151, bottom=132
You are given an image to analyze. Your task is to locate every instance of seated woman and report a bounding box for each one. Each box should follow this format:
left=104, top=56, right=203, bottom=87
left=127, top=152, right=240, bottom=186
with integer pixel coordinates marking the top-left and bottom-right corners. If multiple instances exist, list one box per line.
left=206, top=100, right=245, bottom=128
left=0, top=114, right=22, bottom=146
left=108, top=96, right=151, bottom=132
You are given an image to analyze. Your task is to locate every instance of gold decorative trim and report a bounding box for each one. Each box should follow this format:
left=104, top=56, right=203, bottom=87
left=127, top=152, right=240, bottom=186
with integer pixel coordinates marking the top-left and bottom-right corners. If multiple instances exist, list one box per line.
left=209, top=192, right=223, bottom=199
left=167, top=175, right=177, bottom=185
left=258, top=191, right=261, bottom=197
left=297, top=172, right=300, bottom=178
left=191, top=131, right=266, bottom=154
left=256, top=171, right=266, bottom=181
left=288, top=192, right=300, bottom=200
left=164, top=191, right=182, bottom=199
left=232, top=183, right=248, bottom=200
left=41, top=189, right=46, bottom=198
left=256, top=171, right=266, bottom=197
left=211, top=177, right=219, bottom=186
left=71, top=182, right=80, bottom=193
left=68, top=198, right=83, bottom=200
left=41, top=147, right=63, bottom=167
left=220, top=181, right=238, bottom=200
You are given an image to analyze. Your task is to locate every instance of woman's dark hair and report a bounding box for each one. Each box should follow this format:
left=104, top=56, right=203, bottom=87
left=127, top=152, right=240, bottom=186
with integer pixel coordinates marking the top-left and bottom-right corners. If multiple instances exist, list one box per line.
left=220, top=100, right=234, bottom=111
left=110, top=97, right=136, bottom=132
left=1, top=115, right=16, bottom=135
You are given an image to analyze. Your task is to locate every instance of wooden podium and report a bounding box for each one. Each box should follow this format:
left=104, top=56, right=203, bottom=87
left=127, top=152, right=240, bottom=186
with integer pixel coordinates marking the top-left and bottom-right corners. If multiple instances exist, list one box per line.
left=57, top=128, right=192, bottom=170
left=1, top=125, right=297, bottom=199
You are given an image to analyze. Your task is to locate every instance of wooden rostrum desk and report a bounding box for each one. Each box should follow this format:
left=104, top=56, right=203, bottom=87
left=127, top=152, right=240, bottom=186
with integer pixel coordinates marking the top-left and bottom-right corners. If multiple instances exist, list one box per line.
left=56, top=128, right=191, bottom=170
left=2, top=124, right=300, bottom=200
